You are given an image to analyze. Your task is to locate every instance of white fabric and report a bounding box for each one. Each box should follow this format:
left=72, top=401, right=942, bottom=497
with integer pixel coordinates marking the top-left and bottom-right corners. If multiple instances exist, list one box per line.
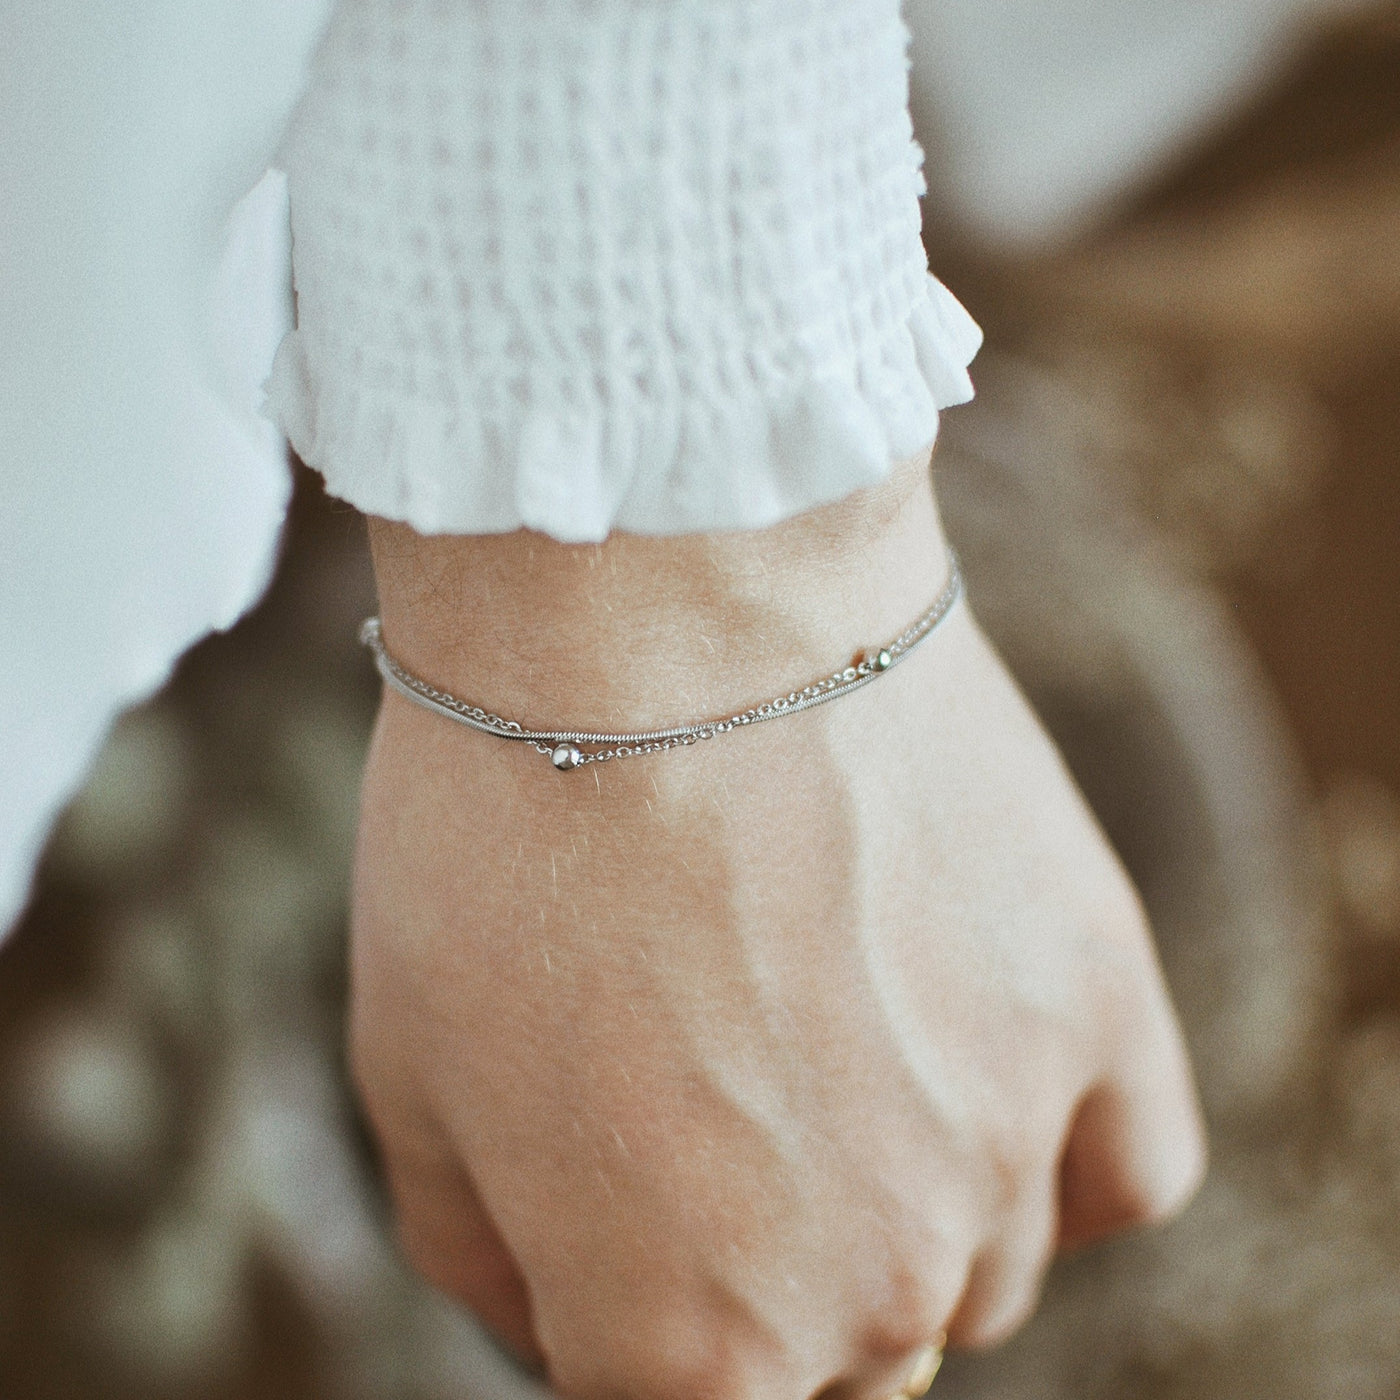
left=267, top=0, right=982, bottom=543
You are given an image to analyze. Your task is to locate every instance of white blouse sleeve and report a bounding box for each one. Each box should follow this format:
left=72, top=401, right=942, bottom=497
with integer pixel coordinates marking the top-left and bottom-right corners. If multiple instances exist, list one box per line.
left=265, top=0, right=984, bottom=543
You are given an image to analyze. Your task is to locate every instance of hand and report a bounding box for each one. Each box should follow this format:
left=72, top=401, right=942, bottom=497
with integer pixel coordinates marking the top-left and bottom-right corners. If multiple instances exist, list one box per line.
left=349, top=454, right=1206, bottom=1400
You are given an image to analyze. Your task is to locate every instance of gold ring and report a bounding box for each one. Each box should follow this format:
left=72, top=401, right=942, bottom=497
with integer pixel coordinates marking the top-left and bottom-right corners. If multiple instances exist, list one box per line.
left=893, top=1337, right=945, bottom=1399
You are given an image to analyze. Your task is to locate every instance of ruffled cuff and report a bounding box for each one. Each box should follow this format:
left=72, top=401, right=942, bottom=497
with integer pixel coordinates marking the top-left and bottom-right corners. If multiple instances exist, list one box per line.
left=265, top=272, right=981, bottom=541
left=266, top=0, right=980, bottom=542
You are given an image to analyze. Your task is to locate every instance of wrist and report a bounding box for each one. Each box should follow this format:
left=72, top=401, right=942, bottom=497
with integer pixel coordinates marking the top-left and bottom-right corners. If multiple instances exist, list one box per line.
left=367, top=449, right=950, bottom=732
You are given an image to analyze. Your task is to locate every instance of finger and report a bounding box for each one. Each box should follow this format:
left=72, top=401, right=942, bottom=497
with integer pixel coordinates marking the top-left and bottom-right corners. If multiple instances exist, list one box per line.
left=820, top=1340, right=948, bottom=1400
left=1058, top=1018, right=1207, bottom=1251
left=823, top=1338, right=946, bottom=1400
left=385, top=1144, right=544, bottom=1368
left=827, top=1245, right=965, bottom=1400
left=944, top=1172, right=1057, bottom=1350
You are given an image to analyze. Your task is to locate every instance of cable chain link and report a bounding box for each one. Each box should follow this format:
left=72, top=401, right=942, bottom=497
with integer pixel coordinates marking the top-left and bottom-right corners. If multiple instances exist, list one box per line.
left=361, top=552, right=962, bottom=770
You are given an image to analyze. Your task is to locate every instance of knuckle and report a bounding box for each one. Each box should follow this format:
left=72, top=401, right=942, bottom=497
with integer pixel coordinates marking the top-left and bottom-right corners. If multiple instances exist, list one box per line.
left=864, top=1255, right=964, bottom=1357
left=988, top=1117, right=1045, bottom=1198
left=953, top=1277, right=1042, bottom=1351
left=947, top=1242, right=1051, bottom=1352
left=945, top=1181, right=1058, bottom=1352
left=972, top=1110, right=1058, bottom=1228
left=1080, top=921, right=1179, bottom=1066
left=1138, top=1123, right=1210, bottom=1226
left=1083, top=880, right=1156, bottom=983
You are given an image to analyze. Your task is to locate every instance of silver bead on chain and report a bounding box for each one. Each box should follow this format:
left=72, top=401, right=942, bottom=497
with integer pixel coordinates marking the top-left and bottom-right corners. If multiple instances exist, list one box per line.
left=361, top=552, right=963, bottom=772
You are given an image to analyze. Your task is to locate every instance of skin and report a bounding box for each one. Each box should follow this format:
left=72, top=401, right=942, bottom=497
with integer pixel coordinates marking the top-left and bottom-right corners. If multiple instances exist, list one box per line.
left=350, top=450, right=1207, bottom=1400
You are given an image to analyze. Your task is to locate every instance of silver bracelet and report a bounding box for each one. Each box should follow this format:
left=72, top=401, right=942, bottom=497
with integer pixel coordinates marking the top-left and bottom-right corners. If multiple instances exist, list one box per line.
left=361, top=551, right=963, bottom=772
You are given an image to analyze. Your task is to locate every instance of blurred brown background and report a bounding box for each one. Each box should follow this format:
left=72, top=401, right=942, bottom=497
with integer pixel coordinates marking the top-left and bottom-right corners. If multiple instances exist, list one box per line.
left=1, top=8, right=1397, bottom=1398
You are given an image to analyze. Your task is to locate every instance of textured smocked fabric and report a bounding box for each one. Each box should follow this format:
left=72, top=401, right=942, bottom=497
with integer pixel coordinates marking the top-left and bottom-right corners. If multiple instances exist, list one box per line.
left=267, top=0, right=984, bottom=542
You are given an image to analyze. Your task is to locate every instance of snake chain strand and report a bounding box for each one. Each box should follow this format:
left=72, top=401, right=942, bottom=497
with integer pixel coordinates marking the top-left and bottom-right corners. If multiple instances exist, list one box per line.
left=361, top=551, right=963, bottom=771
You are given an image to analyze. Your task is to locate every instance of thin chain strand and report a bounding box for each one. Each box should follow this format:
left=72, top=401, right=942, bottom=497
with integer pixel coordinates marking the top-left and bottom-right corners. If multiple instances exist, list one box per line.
left=361, top=552, right=963, bottom=770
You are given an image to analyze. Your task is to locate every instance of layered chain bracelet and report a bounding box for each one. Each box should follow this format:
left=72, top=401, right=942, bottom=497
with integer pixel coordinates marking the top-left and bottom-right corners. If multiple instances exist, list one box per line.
left=361, top=552, right=963, bottom=772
